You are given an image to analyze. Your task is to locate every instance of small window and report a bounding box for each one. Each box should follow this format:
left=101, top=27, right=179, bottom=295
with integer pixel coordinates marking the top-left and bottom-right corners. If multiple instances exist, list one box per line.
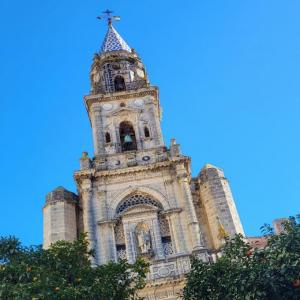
left=161, top=236, right=173, bottom=256
left=144, top=126, right=150, bottom=138
left=114, top=76, right=126, bottom=92
left=116, top=244, right=127, bottom=260
left=161, top=236, right=171, bottom=244
left=105, top=132, right=111, bottom=143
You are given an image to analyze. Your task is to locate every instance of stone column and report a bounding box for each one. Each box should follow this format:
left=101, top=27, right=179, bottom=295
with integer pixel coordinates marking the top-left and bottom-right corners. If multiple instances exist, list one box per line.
left=151, top=217, right=165, bottom=259
left=81, top=178, right=97, bottom=265
left=149, top=106, right=163, bottom=146
left=123, top=221, right=135, bottom=263
left=90, top=104, right=104, bottom=155
left=165, top=209, right=187, bottom=254
left=98, top=220, right=117, bottom=264
left=115, top=125, right=121, bottom=152
left=178, top=174, right=204, bottom=251
left=134, top=122, right=142, bottom=151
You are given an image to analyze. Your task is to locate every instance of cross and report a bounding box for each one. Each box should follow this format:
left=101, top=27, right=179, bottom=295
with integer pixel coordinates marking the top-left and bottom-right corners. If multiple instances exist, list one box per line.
left=97, top=9, right=121, bottom=26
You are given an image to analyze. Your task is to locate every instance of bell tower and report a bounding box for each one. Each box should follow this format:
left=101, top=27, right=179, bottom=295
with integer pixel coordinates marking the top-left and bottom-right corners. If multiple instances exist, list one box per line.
left=87, top=12, right=164, bottom=158
left=43, top=10, right=245, bottom=300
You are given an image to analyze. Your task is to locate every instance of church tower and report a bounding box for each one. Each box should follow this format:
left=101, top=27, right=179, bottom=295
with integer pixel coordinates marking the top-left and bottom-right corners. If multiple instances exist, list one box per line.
left=43, top=11, right=244, bottom=299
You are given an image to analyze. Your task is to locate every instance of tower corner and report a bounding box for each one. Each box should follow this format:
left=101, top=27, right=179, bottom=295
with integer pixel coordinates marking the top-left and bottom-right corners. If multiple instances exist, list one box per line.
left=43, top=186, right=79, bottom=249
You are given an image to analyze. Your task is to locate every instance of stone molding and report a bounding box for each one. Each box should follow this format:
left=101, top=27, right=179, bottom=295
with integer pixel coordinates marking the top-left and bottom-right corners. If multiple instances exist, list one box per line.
left=108, top=185, right=171, bottom=219
left=74, top=157, right=189, bottom=182
left=161, top=208, right=182, bottom=216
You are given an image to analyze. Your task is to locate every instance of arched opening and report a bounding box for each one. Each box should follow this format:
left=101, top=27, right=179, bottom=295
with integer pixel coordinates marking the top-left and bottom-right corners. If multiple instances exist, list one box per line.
left=159, top=215, right=174, bottom=256
left=144, top=126, right=150, bottom=138
left=116, top=193, right=163, bottom=216
left=119, top=121, right=137, bottom=152
left=105, top=132, right=111, bottom=143
left=114, top=75, right=126, bottom=92
left=115, top=220, right=126, bottom=260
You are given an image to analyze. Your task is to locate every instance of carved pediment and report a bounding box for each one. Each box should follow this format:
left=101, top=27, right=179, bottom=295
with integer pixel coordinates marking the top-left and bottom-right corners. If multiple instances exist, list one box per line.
left=107, top=107, right=140, bottom=117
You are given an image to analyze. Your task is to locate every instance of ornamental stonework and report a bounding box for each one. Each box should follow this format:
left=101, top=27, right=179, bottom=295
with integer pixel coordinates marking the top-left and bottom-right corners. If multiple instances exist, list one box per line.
left=43, top=15, right=245, bottom=300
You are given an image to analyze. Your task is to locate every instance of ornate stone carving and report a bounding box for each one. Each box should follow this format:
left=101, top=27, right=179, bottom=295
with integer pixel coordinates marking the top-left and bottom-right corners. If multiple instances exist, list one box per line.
left=116, top=193, right=163, bottom=216
left=135, top=223, right=153, bottom=256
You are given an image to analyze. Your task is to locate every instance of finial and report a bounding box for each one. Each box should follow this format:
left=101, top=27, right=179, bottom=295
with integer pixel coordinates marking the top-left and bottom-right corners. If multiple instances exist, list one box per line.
left=97, top=9, right=121, bottom=26
left=81, top=151, right=89, bottom=159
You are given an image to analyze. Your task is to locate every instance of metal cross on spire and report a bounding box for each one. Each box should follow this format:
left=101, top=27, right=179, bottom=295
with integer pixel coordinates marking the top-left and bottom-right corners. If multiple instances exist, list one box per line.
left=97, top=9, right=121, bottom=26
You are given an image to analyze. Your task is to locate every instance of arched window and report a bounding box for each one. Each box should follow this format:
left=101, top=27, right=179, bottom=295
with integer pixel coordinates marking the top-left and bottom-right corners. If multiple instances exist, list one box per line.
left=116, top=193, right=163, bottom=216
left=144, top=126, right=150, bottom=138
left=115, top=221, right=126, bottom=260
left=105, top=132, right=111, bottom=143
left=119, top=121, right=137, bottom=152
left=159, top=215, right=174, bottom=256
left=114, top=75, right=126, bottom=92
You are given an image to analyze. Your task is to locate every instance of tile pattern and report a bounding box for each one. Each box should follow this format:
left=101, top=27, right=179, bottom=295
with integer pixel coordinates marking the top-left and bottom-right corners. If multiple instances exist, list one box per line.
left=101, top=25, right=131, bottom=53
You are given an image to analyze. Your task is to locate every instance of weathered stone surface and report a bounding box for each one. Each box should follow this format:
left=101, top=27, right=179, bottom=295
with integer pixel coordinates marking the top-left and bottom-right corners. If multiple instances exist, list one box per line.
left=42, top=23, right=245, bottom=300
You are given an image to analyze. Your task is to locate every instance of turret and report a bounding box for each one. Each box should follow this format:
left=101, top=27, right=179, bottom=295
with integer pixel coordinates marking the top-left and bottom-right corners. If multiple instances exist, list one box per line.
left=198, top=164, right=244, bottom=249
left=43, top=186, right=79, bottom=248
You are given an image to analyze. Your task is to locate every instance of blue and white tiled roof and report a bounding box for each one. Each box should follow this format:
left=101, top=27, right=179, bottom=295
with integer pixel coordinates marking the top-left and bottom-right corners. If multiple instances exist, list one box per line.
left=101, top=25, right=131, bottom=53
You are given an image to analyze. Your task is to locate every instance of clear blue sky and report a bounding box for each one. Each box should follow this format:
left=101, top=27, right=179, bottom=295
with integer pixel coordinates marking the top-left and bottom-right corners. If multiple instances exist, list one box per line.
left=0, top=0, right=299, bottom=245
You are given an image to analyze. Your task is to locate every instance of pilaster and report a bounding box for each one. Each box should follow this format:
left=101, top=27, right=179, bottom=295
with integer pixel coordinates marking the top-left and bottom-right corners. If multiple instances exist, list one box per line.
left=90, top=104, right=104, bottom=155
left=164, top=208, right=187, bottom=254
left=176, top=165, right=205, bottom=251
left=152, top=216, right=165, bottom=259
left=80, top=178, right=97, bottom=264
left=97, top=220, right=117, bottom=263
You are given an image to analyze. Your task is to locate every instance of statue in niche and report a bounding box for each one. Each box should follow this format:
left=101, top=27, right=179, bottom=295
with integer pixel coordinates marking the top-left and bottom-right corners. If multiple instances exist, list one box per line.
left=135, top=223, right=152, bottom=255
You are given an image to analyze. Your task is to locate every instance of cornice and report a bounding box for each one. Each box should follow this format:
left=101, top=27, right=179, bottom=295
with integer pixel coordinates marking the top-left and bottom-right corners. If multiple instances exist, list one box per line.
left=97, top=219, right=116, bottom=226
left=161, top=208, right=182, bottom=216
left=76, top=157, right=189, bottom=180
left=84, top=87, right=158, bottom=107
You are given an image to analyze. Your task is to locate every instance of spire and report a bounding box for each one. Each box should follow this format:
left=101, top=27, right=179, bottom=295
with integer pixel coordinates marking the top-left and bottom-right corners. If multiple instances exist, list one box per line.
left=101, top=25, right=131, bottom=53
left=97, top=9, right=131, bottom=53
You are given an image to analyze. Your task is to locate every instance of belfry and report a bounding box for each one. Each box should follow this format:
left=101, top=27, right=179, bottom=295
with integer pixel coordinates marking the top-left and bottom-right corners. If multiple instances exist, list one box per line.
left=43, top=11, right=244, bottom=299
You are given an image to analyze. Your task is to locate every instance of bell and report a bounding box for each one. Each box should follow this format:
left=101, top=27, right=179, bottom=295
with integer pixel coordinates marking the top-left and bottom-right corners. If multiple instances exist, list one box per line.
left=124, top=134, right=133, bottom=143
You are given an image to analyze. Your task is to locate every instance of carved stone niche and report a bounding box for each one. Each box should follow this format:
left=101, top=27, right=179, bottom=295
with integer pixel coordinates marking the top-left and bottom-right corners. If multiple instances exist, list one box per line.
left=121, top=205, right=162, bottom=261
left=135, top=222, right=154, bottom=259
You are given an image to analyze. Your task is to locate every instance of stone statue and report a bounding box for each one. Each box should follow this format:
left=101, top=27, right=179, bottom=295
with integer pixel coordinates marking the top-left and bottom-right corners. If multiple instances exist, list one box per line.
left=135, top=223, right=152, bottom=255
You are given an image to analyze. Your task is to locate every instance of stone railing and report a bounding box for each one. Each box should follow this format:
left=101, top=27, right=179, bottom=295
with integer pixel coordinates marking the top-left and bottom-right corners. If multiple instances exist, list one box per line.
left=92, top=80, right=149, bottom=95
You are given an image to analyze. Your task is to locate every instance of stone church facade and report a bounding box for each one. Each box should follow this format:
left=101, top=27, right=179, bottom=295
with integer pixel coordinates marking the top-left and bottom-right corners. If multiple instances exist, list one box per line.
left=43, top=16, right=244, bottom=299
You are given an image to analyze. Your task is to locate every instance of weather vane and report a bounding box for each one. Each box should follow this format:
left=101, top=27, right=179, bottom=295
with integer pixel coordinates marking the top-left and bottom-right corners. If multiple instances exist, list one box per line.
left=97, top=9, right=121, bottom=26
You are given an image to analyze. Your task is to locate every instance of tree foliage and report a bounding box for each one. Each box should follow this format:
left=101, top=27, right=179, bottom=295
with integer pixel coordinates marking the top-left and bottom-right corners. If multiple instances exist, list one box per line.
left=0, top=235, right=148, bottom=300
left=184, top=216, right=300, bottom=300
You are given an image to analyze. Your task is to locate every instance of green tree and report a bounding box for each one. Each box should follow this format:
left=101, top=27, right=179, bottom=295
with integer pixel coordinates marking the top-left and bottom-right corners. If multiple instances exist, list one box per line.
left=184, top=216, right=300, bottom=300
left=0, top=235, right=148, bottom=300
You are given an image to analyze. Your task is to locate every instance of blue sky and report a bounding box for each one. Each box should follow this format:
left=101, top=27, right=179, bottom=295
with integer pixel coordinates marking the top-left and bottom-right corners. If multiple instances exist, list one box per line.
left=0, top=0, right=299, bottom=245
